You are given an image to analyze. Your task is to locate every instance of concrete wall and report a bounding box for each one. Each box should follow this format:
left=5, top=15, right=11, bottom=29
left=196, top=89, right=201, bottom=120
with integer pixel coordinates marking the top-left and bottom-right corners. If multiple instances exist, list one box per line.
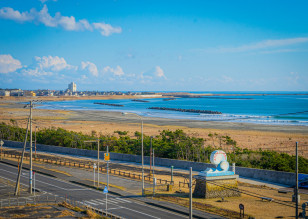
left=3, top=140, right=301, bottom=186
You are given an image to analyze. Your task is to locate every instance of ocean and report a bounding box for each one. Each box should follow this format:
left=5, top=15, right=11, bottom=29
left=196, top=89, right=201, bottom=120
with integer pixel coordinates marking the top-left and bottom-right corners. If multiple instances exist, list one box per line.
left=38, top=93, right=308, bottom=126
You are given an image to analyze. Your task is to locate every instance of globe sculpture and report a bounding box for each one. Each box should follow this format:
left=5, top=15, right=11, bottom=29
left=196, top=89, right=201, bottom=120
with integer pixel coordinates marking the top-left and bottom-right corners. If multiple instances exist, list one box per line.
left=198, top=150, right=234, bottom=177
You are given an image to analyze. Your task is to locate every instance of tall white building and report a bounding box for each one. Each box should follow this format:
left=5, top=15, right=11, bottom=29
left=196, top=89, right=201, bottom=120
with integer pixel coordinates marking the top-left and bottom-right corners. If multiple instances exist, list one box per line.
left=68, top=82, right=77, bottom=92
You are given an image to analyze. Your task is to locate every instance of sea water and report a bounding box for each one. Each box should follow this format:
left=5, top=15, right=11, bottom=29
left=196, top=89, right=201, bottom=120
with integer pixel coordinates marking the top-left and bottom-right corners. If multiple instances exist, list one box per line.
left=38, top=93, right=308, bottom=126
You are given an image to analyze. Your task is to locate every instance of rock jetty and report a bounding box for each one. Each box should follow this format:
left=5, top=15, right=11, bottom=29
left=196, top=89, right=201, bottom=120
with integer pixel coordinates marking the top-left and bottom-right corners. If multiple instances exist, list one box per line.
left=148, top=107, right=222, bottom=114
left=94, top=102, right=124, bottom=107
left=163, top=98, right=176, bottom=101
left=132, top=99, right=149, bottom=103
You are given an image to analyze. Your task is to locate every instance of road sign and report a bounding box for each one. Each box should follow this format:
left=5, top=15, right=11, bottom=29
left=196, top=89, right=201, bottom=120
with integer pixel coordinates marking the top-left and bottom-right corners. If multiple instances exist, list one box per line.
left=104, top=153, right=110, bottom=161
left=0, top=140, right=4, bottom=146
left=93, top=163, right=97, bottom=169
left=103, top=186, right=108, bottom=193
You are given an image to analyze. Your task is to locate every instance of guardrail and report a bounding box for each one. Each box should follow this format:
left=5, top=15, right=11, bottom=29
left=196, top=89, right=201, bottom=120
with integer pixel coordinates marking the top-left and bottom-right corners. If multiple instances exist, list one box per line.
left=1, top=150, right=173, bottom=186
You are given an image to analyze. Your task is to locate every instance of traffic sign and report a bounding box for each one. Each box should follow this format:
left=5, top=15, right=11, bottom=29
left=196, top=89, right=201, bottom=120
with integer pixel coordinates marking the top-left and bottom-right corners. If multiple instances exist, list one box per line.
left=93, top=163, right=97, bottom=169
left=104, top=153, right=110, bottom=161
left=0, top=140, right=4, bottom=145
left=103, top=186, right=108, bottom=193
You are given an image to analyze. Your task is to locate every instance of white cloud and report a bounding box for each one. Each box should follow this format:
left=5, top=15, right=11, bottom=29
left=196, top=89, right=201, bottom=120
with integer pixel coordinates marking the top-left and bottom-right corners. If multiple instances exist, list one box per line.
left=34, top=56, right=75, bottom=71
left=22, top=55, right=77, bottom=76
left=0, top=7, right=34, bottom=22
left=39, top=0, right=57, bottom=3
left=0, top=54, right=22, bottom=74
left=203, top=37, right=308, bottom=53
left=103, top=66, right=124, bottom=76
left=93, top=22, right=122, bottom=37
left=154, top=66, right=166, bottom=79
left=0, top=5, right=121, bottom=36
left=81, top=61, right=98, bottom=77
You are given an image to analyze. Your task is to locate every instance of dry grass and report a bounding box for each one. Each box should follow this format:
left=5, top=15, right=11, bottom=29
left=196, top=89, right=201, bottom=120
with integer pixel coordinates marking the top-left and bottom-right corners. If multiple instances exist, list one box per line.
left=58, top=209, right=75, bottom=217
left=1, top=99, right=307, bottom=158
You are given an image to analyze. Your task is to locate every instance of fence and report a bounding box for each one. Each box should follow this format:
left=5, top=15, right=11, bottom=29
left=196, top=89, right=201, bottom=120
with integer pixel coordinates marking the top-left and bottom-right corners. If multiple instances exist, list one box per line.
left=1, top=150, right=173, bottom=186
left=0, top=194, right=123, bottom=219
left=3, top=139, right=306, bottom=186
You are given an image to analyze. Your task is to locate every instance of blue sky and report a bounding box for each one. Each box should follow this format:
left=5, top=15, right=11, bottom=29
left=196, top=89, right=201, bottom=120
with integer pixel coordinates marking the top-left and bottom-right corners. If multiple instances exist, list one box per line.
left=0, top=0, right=307, bottom=91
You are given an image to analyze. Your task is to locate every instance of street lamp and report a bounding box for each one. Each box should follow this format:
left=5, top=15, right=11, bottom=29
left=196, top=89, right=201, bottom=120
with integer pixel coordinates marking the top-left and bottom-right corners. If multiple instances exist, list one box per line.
left=122, top=112, right=144, bottom=196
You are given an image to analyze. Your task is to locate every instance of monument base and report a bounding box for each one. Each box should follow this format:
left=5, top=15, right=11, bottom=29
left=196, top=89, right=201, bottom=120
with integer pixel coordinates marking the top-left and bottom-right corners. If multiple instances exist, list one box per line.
left=193, top=175, right=241, bottom=199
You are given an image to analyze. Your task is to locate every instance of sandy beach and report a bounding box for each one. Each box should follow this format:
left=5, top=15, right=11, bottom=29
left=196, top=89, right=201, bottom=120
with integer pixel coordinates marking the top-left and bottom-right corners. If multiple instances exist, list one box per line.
left=1, top=96, right=308, bottom=158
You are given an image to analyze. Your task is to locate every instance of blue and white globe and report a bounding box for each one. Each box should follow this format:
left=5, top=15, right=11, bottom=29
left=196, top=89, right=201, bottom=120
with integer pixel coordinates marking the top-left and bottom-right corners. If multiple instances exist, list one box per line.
left=210, top=150, right=227, bottom=165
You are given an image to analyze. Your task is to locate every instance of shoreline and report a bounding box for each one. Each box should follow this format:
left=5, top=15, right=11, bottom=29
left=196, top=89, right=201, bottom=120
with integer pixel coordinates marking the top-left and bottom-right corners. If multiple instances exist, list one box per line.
left=1, top=99, right=308, bottom=134
left=1, top=91, right=308, bottom=102
left=1, top=97, right=308, bottom=158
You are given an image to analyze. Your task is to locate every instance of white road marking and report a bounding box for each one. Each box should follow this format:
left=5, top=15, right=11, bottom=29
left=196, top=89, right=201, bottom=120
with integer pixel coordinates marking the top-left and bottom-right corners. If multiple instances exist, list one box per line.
left=0, top=163, right=186, bottom=218
left=84, top=200, right=98, bottom=206
left=107, top=206, right=124, bottom=210
left=88, top=199, right=102, bottom=205
left=106, top=199, right=119, bottom=204
left=120, top=207, right=161, bottom=219
left=0, top=175, right=28, bottom=187
left=115, top=197, right=131, bottom=203
left=0, top=168, right=85, bottom=191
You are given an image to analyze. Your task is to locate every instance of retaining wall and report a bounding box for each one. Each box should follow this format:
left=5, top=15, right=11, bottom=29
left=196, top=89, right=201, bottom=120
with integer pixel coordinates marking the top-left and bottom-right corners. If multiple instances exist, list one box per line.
left=3, top=140, right=301, bottom=186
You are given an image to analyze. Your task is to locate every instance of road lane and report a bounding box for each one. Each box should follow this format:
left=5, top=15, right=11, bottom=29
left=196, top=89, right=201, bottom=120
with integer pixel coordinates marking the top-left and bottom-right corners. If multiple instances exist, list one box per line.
left=0, top=163, right=223, bottom=219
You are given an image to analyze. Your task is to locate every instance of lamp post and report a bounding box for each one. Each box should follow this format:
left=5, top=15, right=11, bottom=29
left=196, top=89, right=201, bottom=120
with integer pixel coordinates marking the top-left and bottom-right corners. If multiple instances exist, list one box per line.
left=123, top=112, right=144, bottom=196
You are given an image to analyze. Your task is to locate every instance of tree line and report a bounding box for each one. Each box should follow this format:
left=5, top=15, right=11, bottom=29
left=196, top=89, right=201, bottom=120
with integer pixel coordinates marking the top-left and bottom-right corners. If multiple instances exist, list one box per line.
left=1, top=121, right=307, bottom=174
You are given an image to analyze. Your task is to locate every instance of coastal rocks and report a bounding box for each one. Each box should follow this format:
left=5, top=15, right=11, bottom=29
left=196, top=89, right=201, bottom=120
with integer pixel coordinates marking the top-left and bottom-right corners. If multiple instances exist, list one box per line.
left=163, top=98, right=176, bottom=101
left=132, top=99, right=149, bottom=102
left=148, top=107, right=222, bottom=114
left=94, top=102, right=124, bottom=107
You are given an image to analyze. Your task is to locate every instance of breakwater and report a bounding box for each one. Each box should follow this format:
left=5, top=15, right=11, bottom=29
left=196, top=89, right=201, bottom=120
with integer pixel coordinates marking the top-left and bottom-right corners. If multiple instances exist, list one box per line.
left=132, top=99, right=149, bottom=102
left=148, top=107, right=222, bottom=114
left=163, top=98, right=176, bottom=101
left=94, top=102, right=124, bottom=107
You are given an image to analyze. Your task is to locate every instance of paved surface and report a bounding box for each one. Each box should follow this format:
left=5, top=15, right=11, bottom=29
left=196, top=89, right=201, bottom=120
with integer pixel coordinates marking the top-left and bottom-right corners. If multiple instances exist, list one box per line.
left=10, top=146, right=292, bottom=189
left=0, top=162, right=224, bottom=219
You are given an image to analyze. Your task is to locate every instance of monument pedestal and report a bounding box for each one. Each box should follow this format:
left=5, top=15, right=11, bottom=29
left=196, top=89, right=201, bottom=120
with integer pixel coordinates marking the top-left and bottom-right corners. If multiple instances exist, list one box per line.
left=193, top=175, right=240, bottom=199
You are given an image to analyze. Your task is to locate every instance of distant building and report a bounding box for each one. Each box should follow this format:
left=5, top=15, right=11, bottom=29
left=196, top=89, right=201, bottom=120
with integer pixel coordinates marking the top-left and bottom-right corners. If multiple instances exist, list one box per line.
left=68, top=82, right=77, bottom=92
left=0, top=90, right=10, bottom=96
left=24, top=91, right=36, bottom=97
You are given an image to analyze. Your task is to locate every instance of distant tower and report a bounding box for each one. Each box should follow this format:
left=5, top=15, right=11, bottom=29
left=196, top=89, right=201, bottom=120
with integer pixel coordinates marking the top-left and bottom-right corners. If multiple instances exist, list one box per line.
left=68, top=82, right=77, bottom=92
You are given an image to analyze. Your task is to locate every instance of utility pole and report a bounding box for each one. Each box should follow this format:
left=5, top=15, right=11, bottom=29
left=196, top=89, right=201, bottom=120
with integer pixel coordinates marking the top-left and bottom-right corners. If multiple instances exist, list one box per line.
left=29, top=101, right=33, bottom=194
left=141, top=119, right=144, bottom=196
left=84, top=139, right=100, bottom=188
left=152, top=148, right=155, bottom=176
left=189, top=167, right=193, bottom=219
left=152, top=148, right=155, bottom=196
left=296, top=142, right=299, bottom=219
left=150, top=137, right=152, bottom=176
left=171, top=166, right=174, bottom=184
left=0, top=139, right=4, bottom=161
left=106, top=143, right=109, bottom=189
left=15, top=117, right=30, bottom=196
left=122, top=112, right=144, bottom=196
left=97, top=139, right=100, bottom=187
left=35, top=126, right=38, bottom=158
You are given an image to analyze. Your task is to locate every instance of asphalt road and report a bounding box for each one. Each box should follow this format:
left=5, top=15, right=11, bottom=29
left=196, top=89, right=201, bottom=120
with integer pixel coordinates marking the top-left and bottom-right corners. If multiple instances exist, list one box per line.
left=0, top=162, right=224, bottom=219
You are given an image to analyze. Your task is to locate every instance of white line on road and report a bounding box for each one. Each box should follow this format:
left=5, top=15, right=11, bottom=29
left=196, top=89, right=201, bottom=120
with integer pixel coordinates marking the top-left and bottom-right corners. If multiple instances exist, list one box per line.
left=84, top=200, right=99, bottom=206
left=120, top=207, right=161, bottom=219
left=0, top=168, right=86, bottom=191
left=115, top=197, right=131, bottom=203
left=108, top=206, right=124, bottom=210
left=0, top=162, right=186, bottom=218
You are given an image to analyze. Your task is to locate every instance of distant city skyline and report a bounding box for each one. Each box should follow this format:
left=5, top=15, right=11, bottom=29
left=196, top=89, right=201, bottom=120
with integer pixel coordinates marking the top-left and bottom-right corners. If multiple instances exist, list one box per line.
left=0, top=0, right=308, bottom=91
